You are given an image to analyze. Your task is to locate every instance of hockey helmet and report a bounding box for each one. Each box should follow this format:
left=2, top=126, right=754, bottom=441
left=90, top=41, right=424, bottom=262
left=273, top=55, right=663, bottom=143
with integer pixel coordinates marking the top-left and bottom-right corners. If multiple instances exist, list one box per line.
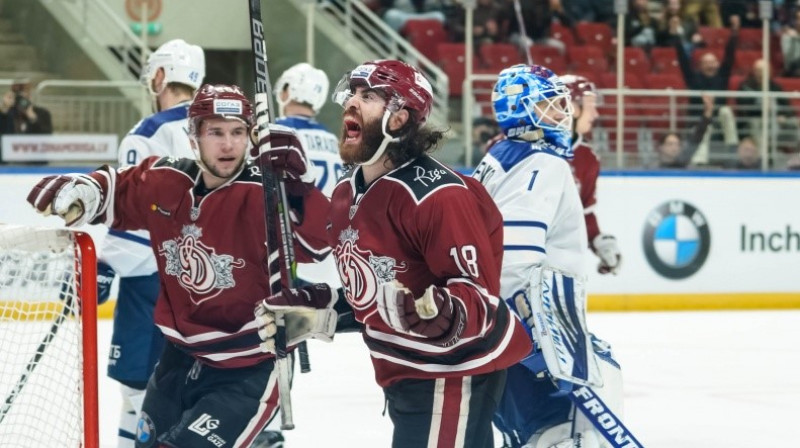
left=275, top=62, right=330, bottom=115
left=331, top=59, right=433, bottom=125
left=188, top=84, right=254, bottom=136
left=141, top=39, right=206, bottom=94
left=560, top=74, right=599, bottom=105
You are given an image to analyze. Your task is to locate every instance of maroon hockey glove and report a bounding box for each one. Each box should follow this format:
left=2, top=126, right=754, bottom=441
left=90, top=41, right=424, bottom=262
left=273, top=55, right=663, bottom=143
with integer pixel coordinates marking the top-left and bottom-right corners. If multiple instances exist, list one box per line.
left=27, top=174, right=101, bottom=226
left=250, top=123, right=315, bottom=196
left=262, top=283, right=336, bottom=311
left=376, top=282, right=465, bottom=346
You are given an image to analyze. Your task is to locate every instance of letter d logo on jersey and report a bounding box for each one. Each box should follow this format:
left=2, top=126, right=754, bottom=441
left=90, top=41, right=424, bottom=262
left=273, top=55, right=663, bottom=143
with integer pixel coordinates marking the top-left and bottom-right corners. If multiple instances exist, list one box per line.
left=643, top=200, right=710, bottom=279
left=188, top=413, right=220, bottom=436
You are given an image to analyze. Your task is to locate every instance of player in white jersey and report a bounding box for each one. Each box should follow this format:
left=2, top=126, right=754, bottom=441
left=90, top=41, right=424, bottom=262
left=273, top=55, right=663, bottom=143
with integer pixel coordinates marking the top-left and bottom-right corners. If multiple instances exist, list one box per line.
left=473, top=65, right=624, bottom=448
left=251, top=62, right=342, bottom=448
left=97, top=38, right=205, bottom=448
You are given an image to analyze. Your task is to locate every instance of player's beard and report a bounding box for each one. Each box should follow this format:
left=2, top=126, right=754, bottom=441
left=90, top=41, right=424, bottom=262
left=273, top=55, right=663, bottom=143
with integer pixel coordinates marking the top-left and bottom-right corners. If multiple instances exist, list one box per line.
left=339, top=116, right=386, bottom=165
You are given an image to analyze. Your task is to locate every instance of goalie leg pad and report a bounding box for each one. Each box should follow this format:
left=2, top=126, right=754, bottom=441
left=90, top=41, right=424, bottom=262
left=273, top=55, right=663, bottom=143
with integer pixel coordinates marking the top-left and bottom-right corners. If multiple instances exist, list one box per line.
left=527, top=266, right=602, bottom=388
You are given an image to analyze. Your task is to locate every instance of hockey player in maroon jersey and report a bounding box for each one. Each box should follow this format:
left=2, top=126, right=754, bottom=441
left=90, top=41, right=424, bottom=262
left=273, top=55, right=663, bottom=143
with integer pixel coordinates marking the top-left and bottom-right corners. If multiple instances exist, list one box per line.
left=561, top=74, right=622, bottom=275
left=26, top=84, right=331, bottom=448
left=255, top=60, right=532, bottom=448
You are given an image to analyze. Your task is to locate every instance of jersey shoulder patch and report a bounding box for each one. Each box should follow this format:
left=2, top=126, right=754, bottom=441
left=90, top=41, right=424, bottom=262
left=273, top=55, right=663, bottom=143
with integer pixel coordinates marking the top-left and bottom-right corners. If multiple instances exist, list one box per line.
left=386, top=156, right=466, bottom=203
left=152, top=156, right=199, bottom=177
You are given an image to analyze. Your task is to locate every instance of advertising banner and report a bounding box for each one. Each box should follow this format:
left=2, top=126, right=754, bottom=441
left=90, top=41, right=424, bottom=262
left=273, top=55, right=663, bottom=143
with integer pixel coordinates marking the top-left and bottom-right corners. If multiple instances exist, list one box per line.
left=2, top=135, right=118, bottom=162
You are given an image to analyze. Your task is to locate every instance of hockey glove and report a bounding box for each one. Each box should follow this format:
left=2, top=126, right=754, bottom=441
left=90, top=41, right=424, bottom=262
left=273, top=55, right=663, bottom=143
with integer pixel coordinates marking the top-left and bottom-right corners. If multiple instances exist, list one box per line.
left=96, top=261, right=116, bottom=305
left=254, top=283, right=338, bottom=354
left=27, top=174, right=101, bottom=227
left=376, top=281, right=465, bottom=347
left=592, top=234, right=621, bottom=275
left=250, top=123, right=315, bottom=196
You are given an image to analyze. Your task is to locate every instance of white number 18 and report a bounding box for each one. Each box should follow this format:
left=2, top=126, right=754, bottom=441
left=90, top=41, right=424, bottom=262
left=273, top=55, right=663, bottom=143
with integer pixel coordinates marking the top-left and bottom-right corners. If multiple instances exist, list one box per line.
left=450, top=245, right=479, bottom=278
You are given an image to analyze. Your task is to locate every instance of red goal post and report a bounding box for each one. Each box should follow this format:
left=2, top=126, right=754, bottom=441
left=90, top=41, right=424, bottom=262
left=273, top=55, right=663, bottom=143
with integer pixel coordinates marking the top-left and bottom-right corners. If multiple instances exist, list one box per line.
left=0, top=224, right=98, bottom=448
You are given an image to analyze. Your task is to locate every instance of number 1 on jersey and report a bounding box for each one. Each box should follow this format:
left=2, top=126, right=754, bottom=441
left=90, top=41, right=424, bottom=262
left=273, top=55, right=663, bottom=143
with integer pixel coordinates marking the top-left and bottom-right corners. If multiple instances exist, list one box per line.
left=527, top=170, right=540, bottom=191
left=450, top=245, right=479, bottom=278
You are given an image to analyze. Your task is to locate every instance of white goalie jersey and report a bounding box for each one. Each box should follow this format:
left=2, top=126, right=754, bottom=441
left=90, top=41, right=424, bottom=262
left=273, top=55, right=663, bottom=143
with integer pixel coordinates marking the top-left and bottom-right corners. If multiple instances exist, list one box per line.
left=101, top=102, right=194, bottom=277
left=473, top=138, right=588, bottom=300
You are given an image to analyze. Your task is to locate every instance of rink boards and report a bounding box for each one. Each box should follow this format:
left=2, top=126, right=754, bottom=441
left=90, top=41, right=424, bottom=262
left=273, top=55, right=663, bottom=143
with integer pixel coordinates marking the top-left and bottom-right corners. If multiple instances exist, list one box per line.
left=2, top=167, right=799, bottom=312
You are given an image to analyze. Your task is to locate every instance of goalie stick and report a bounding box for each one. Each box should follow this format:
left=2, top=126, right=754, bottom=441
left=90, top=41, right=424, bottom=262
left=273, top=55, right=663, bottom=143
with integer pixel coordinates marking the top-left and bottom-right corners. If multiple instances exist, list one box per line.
left=247, top=0, right=304, bottom=429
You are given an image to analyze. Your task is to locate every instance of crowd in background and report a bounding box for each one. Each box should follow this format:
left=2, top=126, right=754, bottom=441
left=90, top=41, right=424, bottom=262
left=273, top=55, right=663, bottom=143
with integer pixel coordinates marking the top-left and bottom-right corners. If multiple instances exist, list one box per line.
left=374, top=0, right=800, bottom=170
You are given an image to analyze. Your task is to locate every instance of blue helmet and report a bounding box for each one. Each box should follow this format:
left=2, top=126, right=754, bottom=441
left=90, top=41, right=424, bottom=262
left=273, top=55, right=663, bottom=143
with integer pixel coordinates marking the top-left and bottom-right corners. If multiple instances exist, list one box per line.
left=492, top=64, right=573, bottom=151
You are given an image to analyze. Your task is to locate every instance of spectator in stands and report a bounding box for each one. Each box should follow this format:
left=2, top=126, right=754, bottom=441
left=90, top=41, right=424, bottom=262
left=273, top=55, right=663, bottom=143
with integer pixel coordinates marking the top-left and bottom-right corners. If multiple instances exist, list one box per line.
left=656, top=0, right=701, bottom=51
left=720, top=0, right=761, bottom=29
left=680, top=0, right=722, bottom=27
left=446, top=0, right=507, bottom=46
left=780, top=10, right=800, bottom=77
left=472, top=116, right=500, bottom=160
left=506, top=0, right=572, bottom=55
left=379, top=0, right=447, bottom=33
left=672, top=14, right=740, bottom=164
left=626, top=0, right=658, bottom=49
left=736, top=58, right=799, bottom=149
left=0, top=80, right=52, bottom=136
left=655, top=93, right=714, bottom=168
left=562, top=0, right=615, bottom=25
left=727, top=135, right=761, bottom=169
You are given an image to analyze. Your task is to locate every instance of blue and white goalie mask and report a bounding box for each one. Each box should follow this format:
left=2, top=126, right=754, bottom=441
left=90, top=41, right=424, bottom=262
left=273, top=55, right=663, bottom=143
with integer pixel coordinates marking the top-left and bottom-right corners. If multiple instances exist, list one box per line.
left=492, top=64, right=574, bottom=155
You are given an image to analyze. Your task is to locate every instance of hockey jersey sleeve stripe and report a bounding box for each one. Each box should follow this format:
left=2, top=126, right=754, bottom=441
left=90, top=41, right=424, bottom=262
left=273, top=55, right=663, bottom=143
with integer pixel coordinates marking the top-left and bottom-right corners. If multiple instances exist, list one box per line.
left=503, top=245, right=546, bottom=253
left=503, top=220, right=548, bottom=230
left=504, top=225, right=546, bottom=249
left=107, top=228, right=151, bottom=247
left=583, top=204, right=596, bottom=215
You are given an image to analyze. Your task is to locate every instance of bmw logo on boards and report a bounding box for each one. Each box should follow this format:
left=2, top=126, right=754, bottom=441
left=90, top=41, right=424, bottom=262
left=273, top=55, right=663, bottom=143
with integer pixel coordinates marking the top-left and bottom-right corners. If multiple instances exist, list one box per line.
left=643, top=200, right=711, bottom=279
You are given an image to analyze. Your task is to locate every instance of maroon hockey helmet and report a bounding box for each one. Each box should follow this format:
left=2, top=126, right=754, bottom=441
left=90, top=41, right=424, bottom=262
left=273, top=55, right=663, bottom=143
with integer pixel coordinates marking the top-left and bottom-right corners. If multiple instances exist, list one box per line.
left=188, top=84, right=254, bottom=135
left=332, top=59, right=434, bottom=124
left=560, top=74, right=598, bottom=105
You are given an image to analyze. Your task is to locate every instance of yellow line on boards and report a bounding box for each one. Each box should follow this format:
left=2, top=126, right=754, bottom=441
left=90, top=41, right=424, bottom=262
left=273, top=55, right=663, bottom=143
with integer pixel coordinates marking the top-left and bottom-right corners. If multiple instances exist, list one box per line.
left=588, top=293, right=800, bottom=311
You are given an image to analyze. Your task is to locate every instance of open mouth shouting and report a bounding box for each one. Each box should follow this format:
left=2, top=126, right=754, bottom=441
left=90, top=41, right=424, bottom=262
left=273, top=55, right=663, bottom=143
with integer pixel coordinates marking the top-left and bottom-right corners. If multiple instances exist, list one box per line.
left=343, top=116, right=362, bottom=144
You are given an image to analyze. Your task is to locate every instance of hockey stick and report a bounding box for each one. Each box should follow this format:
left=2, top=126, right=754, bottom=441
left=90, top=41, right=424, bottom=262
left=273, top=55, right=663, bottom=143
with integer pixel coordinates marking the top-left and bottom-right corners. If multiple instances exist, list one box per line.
left=248, top=0, right=297, bottom=430
left=568, top=386, right=644, bottom=448
left=512, top=0, right=533, bottom=65
left=0, top=274, right=76, bottom=425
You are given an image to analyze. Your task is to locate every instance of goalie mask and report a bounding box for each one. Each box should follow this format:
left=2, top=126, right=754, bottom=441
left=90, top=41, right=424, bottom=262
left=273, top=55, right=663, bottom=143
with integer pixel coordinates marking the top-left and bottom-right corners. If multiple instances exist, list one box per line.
left=275, top=62, right=330, bottom=116
left=141, top=39, right=206, bottom=96
left=492, top=64, right=573, bottom=156
left=331, top=60, right=433, bottom=165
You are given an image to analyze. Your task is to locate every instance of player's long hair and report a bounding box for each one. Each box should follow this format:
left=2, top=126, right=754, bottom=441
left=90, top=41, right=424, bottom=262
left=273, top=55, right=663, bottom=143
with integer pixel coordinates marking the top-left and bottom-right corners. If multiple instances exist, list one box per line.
left=383, top=115, right=446, bottom=168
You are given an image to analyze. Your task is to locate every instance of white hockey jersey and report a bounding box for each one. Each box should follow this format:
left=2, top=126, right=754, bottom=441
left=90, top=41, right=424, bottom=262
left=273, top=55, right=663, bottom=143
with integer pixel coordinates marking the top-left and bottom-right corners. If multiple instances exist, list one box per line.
left=473, top=138, right=588, bottom=301
left=101, top=101, right=193, bottom=277
left=276, top=115, right=342, bottom=287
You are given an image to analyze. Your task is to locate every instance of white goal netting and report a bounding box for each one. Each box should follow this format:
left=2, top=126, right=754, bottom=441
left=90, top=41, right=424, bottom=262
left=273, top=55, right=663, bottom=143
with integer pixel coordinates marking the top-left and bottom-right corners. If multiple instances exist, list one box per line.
left=0, top=225, right=97, bottom=448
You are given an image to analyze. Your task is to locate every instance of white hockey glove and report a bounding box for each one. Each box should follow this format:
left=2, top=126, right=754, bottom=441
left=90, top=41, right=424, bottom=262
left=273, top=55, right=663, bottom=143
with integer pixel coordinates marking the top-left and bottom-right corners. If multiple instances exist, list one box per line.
left=254, top=283, right=338, bottom=354
left=26, top=174, right=102, bottom=227
left=376, top=281, right=465, bottom=346
left=592, top=234, right=621, bottom=275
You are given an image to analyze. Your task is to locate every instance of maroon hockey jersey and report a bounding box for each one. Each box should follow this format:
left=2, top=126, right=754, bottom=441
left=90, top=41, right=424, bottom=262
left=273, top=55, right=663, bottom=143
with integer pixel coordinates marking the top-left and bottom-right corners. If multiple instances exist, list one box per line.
left=329, top=155, right=531, bottom=387
left=88, top=156, right=331, bottom=368
left=570, top=138, right=601, bottom=245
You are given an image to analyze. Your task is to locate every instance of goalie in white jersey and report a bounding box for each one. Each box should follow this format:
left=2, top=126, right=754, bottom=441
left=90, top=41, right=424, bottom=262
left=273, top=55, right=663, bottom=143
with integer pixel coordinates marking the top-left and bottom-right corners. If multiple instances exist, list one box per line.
left=473, top=65, right=624, bottom=448
left=97, top=38, right=205, bottom=448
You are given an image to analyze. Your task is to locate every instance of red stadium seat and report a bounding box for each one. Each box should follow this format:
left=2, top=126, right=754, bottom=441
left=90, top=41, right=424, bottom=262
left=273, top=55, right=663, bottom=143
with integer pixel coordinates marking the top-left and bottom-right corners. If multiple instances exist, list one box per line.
left=550, top=22, right=576, bottom=47
left=599, top=72, right=644, bottom=89
left=698, top=26, right=731, bottom=48
left=402, top=19, right=449, bottom=62
left=568, top=46, right=608, bottom=73
left=478, top=43, right=523, bottom=72
left=737, top=28, right=763, bottom=51
left=437, top=43, right=475, bottom=96
left=528, top=46, right=567, bottom=74
left=644, top=73, right=686, bottom=90
left=650, top=47, right=681, bottom=75
left=733, top=50, right=763, bottom=77
left=574, top=22, right=614, bottom=54
left=775, top=77, right=800, bottom=114
left=620, top=47, right=651, bottom=78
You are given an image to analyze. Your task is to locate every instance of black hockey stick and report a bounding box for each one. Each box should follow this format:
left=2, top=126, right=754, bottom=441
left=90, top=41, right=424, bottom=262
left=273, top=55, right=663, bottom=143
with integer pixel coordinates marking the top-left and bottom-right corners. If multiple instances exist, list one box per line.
left=0, top=274, right=76, bottom=425
left=248, top=0, right=302, bottom=430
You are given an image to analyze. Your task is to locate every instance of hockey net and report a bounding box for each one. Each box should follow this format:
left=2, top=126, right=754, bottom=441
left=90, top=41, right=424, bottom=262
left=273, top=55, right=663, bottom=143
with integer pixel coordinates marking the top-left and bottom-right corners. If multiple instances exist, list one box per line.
left=0, top=224, right=98, bottom=448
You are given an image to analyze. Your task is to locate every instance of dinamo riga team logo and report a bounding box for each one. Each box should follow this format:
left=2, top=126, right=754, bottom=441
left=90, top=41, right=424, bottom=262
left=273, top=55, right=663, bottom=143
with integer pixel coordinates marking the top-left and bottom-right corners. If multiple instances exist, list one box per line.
left=642, top=200, right=711, bottom=280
